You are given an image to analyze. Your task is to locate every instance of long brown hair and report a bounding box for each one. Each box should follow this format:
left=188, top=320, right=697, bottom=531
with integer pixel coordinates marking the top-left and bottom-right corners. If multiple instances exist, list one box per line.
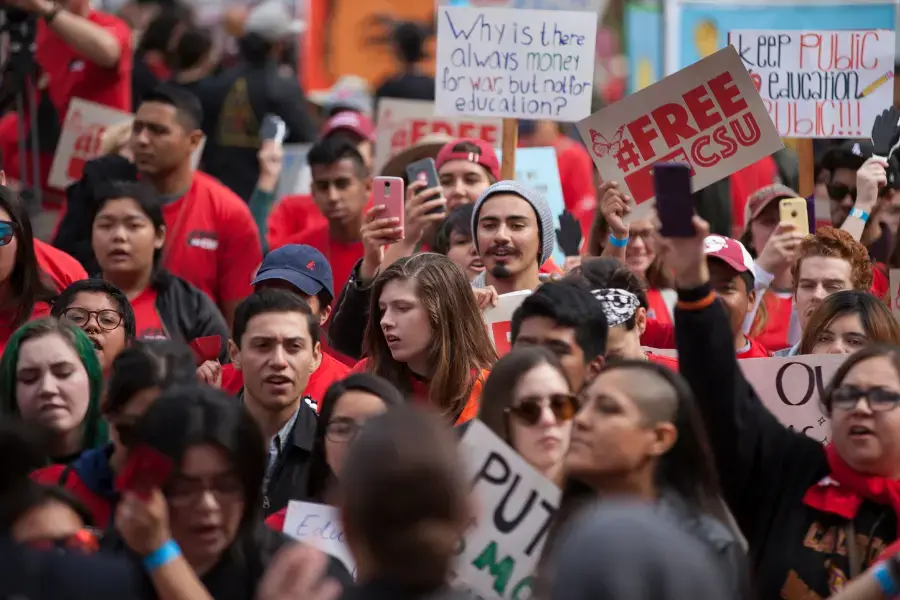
left=799, top=291, right=900, bottom=355
left=364, top=253, right=498, bottom=419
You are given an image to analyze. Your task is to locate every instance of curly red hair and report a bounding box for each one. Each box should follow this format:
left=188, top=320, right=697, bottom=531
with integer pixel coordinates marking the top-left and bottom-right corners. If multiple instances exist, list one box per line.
left=790, top=227, right=873, bottom=292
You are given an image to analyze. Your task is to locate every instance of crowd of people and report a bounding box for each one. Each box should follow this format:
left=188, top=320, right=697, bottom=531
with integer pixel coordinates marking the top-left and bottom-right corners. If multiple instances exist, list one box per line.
left=3, top=0, right=900, bottom=598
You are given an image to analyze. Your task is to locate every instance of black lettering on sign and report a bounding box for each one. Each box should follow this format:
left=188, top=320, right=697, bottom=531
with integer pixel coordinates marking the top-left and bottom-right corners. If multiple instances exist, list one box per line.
left=776, top=362, right=826, bottom=406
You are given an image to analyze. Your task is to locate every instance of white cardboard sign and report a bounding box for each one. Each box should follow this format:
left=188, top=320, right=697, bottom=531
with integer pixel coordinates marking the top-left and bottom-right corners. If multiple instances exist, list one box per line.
left=275, top=144, right=313, bottom=200
left=576, top=45, right=783, bottom=221
left=455, top=420, right=559, bottom=600
left=483, top=290, right=532, bottom=357
left=374, top=98, right=501, bottom=175
left=283, top=501, right=356, bottom=576
left=435, top=7, right=597, bottom=121
left=729, top=30, right=895, bottom=138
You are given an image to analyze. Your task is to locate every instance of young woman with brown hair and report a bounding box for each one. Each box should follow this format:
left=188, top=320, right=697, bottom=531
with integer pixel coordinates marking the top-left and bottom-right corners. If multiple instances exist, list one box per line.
left=355, top=253, right=497, bottom=425
left=798, top=290, right=900, bottom=355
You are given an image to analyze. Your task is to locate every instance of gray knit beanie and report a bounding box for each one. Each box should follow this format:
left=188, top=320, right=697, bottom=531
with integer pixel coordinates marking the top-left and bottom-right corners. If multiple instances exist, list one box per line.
left=470, top=180, right=556, bottom=266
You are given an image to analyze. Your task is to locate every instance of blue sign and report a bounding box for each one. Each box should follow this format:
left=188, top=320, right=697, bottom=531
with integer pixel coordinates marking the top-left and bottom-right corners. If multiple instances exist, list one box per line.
left=625, top=2, right=663, bottom=94
left=496, top=147, right=567, bottom=264
left=675, top=2, right=897, bottom=71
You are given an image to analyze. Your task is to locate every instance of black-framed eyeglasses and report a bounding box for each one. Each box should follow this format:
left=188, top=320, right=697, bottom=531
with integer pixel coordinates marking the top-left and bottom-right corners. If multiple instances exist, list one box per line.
left=831, top=385, right=900, bottom=412
left=62, top=307, right=123, bottom=331
left=827, top=183, right=857, bottom=202
left=0, top=220, right=16, bottom=247
left=505, top=394, right=580, bottom=426
left=325, top=417, right=364, bottom=444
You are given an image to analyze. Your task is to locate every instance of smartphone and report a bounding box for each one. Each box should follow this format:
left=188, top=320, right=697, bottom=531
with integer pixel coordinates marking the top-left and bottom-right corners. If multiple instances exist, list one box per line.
left=260, top=114, right=287, bottom=146
left=115, top=444, right=174, bottom=500
left=653, top=163, right=695, bottom=238
left=405, top=158, right=444, bottom=216
left=373, top=176, right=405, bottom=239
left=780, top=197, right=810, bottom=236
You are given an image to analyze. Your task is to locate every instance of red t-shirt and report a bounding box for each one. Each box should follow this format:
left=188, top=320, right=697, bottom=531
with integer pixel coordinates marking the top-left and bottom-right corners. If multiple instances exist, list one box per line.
left=737, top=336, right=772, bottom=359
left=34, top=240, right=87, bottom=290
left=872, top=262, right=889, bottom=301
left=286, top=224, right=363, bottom=300
left=131, top=287, right=168, bottom=340
left=266, top=194, right=327, bottom=252
left=0, top=11, right=132, bottom=192
left=753, top=292, right=793, bottom=353
left=162, top=172, right=262, bottom=307
left=553, top=136, right=596, bottom=240
left=646, top=351, right=679, bottom=371
left=220, top=351, right=350, bottom=409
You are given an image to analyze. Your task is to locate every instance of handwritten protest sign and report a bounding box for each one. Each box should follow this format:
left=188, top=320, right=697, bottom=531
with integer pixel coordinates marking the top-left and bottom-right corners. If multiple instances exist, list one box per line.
left=435, top=7, right=597, bottom=120
left=455, top=420, right=560, bottom=600
left=484, top=290, right=532, bottom=356
left=275, top=144, right=312, bottom=200
left=576, top=45, right=783, bottom=221
left=283, top=501, right=356, bottom=576
left=374, top=99, right=501, bottom=174
left=729, top=30, right=895, bottom=138
left=49, top=99, right=205, bottom=190
left=740, top=354, right=845, bottom=444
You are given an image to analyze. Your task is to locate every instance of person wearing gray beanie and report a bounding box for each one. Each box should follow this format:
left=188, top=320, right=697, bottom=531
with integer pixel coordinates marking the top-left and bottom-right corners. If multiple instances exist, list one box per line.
left=470, top=180, right=557, bottom=294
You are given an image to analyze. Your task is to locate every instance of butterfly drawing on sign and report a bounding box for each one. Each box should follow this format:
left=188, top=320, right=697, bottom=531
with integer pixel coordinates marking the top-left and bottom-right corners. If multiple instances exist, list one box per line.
left=590, top=126, right=625, bottom=158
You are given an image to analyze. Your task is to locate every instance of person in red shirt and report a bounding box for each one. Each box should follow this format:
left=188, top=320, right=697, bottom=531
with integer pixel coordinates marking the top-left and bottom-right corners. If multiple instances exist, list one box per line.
left=203, top=244, right=350, bottom=406
left=278, top=137, right=369, bottom=295
left=131, top=85, right=262, bottom=326
left=266, top=111, right=376, bottom=251
left=0, top=0, right=132, bottom=195
left=703, top=235, right=770, bottom=359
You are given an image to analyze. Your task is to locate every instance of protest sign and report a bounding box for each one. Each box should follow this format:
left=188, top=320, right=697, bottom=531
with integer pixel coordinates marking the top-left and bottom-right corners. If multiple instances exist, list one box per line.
left=455, top=420, right=560, bottom=600
left=442, top=0, right=608, bottom=15
left=374, top=99, right=501, bottom=175
left=576, top=45, right=783, bottom=220
left=891, top=269, right=900, bottom=317
left=49, top=99, right=205, bottom=190
left=275, top=144, right=312, bottom=200
left=283, top=501, right=356, bottom=575
left=729, top=30, right=895, bottom=138
left=435, top=7, right=597, bottom=121
left=483, top=290, right=532, bottom=356
left=740, top=354, right=845, bottom=444
left=495, top=147, right=565, bottom=264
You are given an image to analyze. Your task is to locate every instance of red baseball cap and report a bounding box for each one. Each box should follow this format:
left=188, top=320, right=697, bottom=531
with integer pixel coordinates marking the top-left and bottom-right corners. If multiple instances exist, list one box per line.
left=703, top=235, right=754, bottom=273
left=321, top=111, right=376, bottom=142
left=435, top=138, right=501, bottom=181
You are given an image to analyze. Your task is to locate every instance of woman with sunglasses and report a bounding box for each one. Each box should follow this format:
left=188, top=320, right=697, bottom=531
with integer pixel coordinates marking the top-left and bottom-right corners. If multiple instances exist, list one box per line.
left=542, top=359, right=749, bottom=599
left=31, top=340, right=197, bottom=529
left=0, top=186, right=88, bottom=355
left=265, top=373, right=404, bottom=532
left=0, top=318, right=107, bottom=464
left=90, top=181, right=229, bottom=359
left=479, top=347, right=576, bottom=486
left=51, top=279, right=136, bottom=375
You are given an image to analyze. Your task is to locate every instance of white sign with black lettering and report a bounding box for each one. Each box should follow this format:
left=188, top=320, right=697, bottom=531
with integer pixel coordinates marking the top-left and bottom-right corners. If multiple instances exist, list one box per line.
left=455, top=420, right=559, bottom=600
left=740, top=354, right=845, bottom=444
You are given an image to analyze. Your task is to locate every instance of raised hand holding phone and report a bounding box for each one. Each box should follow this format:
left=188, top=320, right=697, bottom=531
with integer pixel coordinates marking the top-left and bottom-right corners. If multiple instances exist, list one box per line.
left=373, top=177, right=406, bottom=240
left=653, top=163, right=695, bottom=238
left=657, top=214, right=711, bottom=289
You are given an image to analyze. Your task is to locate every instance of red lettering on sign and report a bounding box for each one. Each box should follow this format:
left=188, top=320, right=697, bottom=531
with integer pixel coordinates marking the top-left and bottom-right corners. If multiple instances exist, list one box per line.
left=624, top=147, right=692, bottom=206
left=626, top=115, right=659, bottom=163
left=682, top=84, right=722, bottom=131
left=651, top=103, right=698, bottom=149
left=67, top=125, right=106, bottom=181
left=707, top=72, right=747, bottom=119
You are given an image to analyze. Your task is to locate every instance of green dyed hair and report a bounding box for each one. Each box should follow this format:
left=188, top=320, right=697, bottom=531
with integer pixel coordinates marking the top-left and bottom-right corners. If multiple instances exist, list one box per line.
left=0, top=318, right=108, bottom=452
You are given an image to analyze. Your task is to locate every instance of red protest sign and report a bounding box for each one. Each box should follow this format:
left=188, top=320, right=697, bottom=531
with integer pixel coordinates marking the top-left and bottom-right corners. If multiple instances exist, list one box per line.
left=576, top=46, right=783, bottom=220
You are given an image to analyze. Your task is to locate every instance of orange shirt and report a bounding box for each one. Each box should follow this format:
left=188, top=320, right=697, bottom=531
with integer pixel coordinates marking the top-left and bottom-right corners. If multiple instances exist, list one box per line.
left=131, top=287, right=167, bottom=340
left=162, top=172, right=262, bottom=307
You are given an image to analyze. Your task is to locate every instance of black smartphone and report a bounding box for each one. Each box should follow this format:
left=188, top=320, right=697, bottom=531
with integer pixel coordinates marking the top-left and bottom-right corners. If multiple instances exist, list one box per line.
left=260, top=114, right=287, bottom=145
left=405, top=157, right=444, bottom=216
left=653, top=163, right=695, bottom=238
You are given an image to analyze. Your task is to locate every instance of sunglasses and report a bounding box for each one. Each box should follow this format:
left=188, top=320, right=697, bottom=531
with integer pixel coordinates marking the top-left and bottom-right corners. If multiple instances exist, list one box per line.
left=826, top=184, right=857, bottom=202
left=506, top=394, right=579, bottom=426
left=0, top=220, right=15, bottom=246
left=831, top=385, right=900, bottom=412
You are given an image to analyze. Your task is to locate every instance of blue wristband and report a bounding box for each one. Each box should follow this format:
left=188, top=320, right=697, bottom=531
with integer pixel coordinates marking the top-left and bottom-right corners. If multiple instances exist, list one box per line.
left=874, top=562, right=899, bottom=597
left=608, top=233, right=629, bottom=248
left=850, top=207, right=870, bottom=223
left=143, top=540, right=181, bottom=572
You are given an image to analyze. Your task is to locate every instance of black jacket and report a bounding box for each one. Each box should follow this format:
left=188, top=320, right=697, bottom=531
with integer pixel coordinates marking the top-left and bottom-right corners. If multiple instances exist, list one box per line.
left=197, top=61, right=317, bottom=201
left=151, top=271, right=231, bottom=363
left=52, top=155, right=138, bottom=273
left=674, top=284, right=897, bottom=599
left=263, top=399, right=318, bottom=517
left=329, top=259, right=372, bottom=361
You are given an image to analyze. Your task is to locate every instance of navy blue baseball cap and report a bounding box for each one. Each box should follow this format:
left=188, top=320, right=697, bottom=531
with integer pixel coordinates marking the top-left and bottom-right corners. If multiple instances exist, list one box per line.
left=252, top=245, right=335, bottom=301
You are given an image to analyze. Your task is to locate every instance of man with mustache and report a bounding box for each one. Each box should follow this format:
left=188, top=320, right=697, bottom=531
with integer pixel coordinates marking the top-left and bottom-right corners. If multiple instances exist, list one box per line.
left=471, top=181, right=557, bottom=295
